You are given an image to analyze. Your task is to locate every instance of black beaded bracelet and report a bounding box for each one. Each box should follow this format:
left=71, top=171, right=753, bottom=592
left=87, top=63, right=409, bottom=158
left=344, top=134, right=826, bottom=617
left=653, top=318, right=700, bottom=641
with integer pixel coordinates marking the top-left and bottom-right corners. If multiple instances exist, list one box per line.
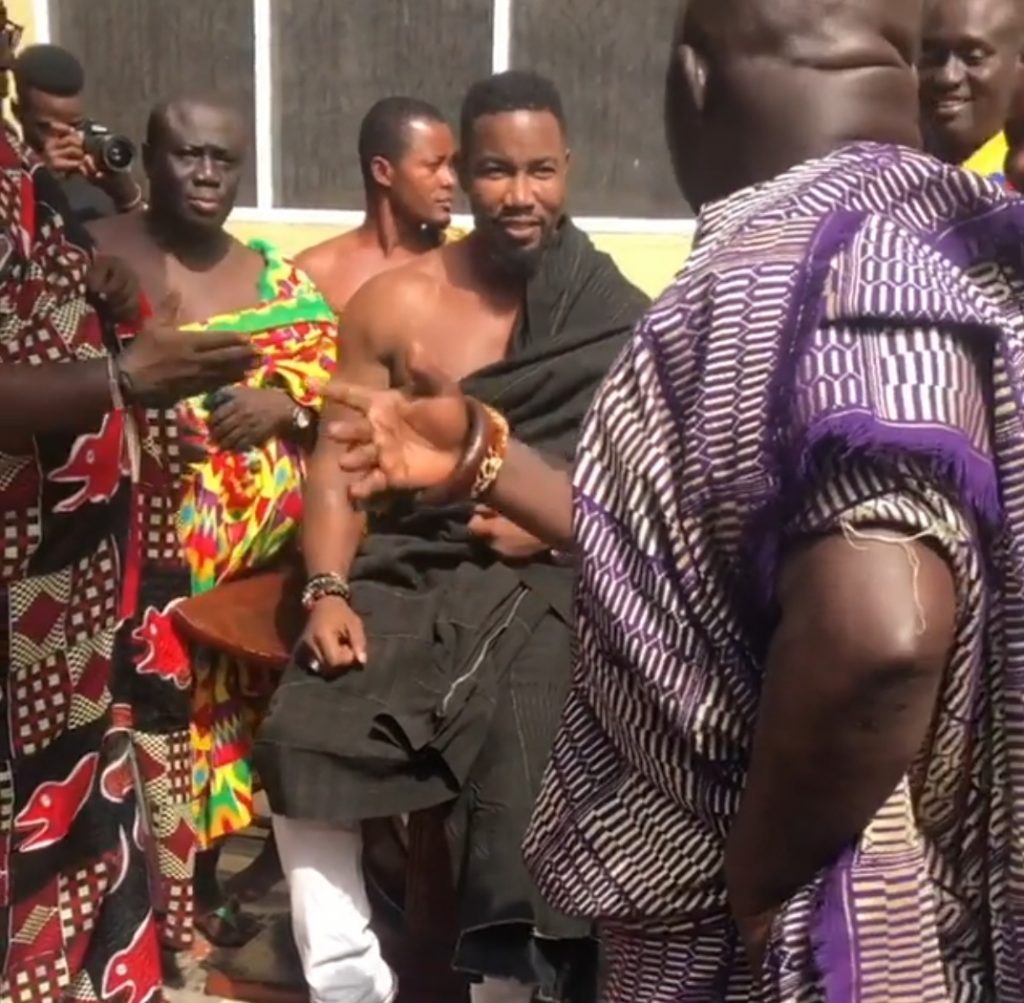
left=301, top=572, right=352, bottom=611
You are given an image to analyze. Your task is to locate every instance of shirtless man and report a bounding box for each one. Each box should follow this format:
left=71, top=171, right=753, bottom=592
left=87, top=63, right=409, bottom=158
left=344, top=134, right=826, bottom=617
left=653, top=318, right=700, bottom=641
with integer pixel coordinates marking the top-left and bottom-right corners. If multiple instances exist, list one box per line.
left=90, top=96, right=337, bottom=953
left=90, top=96, right=320, bottom=460
left=297, top=96, right=456, bottom=314
left=255, top=71, right=649, bottom=1003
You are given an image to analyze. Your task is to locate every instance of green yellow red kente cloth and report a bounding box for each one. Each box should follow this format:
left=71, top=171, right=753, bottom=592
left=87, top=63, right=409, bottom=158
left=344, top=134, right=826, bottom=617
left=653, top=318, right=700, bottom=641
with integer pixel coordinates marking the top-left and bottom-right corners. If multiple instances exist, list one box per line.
left=179, top=239, right=336, bottom=847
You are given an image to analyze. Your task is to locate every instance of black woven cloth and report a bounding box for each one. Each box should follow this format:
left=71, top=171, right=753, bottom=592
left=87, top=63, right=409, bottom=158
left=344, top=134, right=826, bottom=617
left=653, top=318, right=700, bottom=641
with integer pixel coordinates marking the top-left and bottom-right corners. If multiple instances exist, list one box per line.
left=254, top=221, right=649, bottom=992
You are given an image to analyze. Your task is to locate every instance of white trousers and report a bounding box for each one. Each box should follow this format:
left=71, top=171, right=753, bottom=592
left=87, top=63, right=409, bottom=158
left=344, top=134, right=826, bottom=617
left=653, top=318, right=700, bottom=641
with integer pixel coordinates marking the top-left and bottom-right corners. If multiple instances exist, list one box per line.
left=274, top=815, right=534, bottom=1003
left=274, top=815, right=396, bottom=1003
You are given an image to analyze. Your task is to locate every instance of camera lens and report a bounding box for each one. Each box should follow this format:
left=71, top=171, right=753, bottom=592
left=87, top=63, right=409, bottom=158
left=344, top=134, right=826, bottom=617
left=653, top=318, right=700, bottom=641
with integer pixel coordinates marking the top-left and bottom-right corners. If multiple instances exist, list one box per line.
left=81, top=123, right=136, bottom=174
left=104, top=138, right=134, bottom=173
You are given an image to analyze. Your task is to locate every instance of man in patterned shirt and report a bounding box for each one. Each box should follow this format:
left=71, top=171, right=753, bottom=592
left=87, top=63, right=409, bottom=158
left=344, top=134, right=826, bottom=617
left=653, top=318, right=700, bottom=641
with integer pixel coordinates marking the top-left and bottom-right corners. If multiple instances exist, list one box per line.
left=318, top=0, right=1024, bottom=999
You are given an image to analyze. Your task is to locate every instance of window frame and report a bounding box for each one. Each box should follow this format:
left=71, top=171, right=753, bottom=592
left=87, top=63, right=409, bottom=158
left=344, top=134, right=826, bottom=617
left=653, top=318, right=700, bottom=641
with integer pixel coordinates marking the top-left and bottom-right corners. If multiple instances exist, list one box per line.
left=36, top=0, right=695, bottom=235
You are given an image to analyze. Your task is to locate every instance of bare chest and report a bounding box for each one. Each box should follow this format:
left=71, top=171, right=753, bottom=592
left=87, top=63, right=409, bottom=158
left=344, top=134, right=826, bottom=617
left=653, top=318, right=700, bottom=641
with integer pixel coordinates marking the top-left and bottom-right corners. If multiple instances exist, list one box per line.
left=406, top=286, right=520, bottom=383
left=130, top=245, right=265, bottom=325
left=325, top=250, right=422, bottom=315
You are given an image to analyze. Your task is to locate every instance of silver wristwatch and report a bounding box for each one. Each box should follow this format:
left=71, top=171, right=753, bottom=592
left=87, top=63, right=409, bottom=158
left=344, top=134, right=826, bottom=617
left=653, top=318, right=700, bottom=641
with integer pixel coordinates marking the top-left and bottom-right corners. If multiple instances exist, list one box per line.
left=292, top=405, right=313, bottom=432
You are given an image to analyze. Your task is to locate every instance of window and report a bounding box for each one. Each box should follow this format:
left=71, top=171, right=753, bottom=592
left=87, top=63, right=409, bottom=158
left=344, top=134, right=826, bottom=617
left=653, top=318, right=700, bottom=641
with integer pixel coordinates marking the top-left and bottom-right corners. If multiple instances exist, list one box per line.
left=272, top=0, right=492, bottom=211
left=511, top=0, right=686, bottom=218
left=49, top=0, right=258, bottom=206
left=42, top=0, right=690, bottom=224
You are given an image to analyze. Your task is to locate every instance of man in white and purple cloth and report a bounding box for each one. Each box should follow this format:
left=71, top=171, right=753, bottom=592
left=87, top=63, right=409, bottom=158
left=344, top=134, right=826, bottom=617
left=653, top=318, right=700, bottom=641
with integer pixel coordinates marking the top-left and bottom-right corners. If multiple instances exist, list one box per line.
left=316, top=0, right=1024, bottom=998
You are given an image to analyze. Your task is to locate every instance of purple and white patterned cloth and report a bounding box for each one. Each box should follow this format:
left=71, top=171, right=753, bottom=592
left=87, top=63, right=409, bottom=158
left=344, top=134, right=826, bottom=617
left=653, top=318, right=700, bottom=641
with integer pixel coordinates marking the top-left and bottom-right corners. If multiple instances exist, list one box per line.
left=523, top=142, right=1024, bottom=1002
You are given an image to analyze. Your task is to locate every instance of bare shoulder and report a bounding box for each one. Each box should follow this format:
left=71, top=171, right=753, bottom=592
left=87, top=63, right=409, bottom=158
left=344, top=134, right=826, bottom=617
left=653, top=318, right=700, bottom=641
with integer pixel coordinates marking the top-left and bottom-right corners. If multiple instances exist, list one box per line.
left=296, top=231, right=360, bottom=280
left=234, top=236, right=265, bottom=266
left=350, top=258, right=442, bottom=317
left=342, top=258, right=443, bottom=356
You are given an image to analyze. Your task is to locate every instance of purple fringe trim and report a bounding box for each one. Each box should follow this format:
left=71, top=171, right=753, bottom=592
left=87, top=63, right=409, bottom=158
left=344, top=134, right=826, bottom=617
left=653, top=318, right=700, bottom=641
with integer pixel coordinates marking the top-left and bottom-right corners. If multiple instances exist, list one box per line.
left=799, top=411, right=1001, bottom=525
left=812, top=845, right=860, bottom=1003
left=743, top=208, right=868, bottom=634
left=743, top=208, right=1002, bottom=1003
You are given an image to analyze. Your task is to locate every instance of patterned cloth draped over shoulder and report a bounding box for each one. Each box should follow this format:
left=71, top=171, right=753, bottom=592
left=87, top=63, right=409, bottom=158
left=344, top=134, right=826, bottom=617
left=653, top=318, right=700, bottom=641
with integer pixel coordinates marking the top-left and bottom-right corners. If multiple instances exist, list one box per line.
left=115, top=238, right=336, bottom=958
left=176, top=240, right=337, bottom=848
left=176, top=239, right=336, bottom=595
left=0, top=131, right=164, bottom=1003
left=525, top=143, right=1024, bottom=1002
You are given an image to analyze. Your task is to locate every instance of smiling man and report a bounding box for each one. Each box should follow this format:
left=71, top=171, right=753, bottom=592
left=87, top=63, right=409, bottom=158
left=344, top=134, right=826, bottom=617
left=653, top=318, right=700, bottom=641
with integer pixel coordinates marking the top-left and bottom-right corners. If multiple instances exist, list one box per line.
left=919, top=0, right=1024, bottom=176
left=254, top=70, right=649, bottom=1003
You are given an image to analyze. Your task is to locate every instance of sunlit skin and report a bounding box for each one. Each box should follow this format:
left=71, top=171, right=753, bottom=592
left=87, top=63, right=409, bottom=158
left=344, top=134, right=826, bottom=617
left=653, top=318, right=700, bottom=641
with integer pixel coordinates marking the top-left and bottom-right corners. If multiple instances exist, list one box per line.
left=382, top=118, right=457, bottom=230
left=145, top=102, right=247, bottom=234
left=297, top=117, right=457, bottom=313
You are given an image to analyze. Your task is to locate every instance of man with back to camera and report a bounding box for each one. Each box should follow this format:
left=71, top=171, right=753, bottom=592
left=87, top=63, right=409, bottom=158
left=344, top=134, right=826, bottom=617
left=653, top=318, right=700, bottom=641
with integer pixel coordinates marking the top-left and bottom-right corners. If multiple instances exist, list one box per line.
left=298, top=96, right=458, bottom=314
left=254, top=70, right=650, bottom=1003
left=321, top=0, right=1024, bottom=998
left=13, top=43, right=144, bottom=223
left=919, top=0, right=1024, bottom=178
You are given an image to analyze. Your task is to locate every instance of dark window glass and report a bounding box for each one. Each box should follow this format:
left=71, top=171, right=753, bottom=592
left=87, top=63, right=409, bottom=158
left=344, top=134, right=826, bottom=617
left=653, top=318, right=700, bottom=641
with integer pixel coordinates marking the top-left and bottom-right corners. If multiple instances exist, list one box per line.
left=272, top=0, right=492, bottom=210
left=511, top=0, right=688, bottom=217
left=49, top=0, right=257, bottom=206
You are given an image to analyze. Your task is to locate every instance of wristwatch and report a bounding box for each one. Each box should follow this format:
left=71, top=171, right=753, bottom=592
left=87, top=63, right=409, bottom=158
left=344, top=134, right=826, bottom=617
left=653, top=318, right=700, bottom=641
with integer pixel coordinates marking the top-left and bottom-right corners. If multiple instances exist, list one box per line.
left=292, top=405, right=314, bottom=432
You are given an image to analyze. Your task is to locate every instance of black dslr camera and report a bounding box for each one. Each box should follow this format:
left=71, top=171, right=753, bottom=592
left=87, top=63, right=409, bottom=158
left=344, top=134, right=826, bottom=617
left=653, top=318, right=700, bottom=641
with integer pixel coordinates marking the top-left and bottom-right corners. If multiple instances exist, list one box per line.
left=81, top=121, right=135, bottom=173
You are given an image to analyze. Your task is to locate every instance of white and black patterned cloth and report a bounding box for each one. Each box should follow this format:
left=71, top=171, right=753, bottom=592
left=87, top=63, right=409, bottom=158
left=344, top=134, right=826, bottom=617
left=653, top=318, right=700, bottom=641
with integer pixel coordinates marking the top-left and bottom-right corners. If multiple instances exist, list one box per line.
left=523, top=143, right=1024, bottom=1002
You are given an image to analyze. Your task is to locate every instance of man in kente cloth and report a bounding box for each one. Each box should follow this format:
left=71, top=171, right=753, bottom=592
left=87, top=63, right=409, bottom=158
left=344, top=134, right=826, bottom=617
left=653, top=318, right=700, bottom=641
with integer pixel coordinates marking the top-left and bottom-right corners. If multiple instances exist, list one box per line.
left=254, top=70, right=649, bottom=1003
left=90, top=95, right=337, bottom=953
left=322, top=0, right=1024, bottom=998
left=919, top=0, right=1024, bottom=180
left=298, top=96, right=458, bottom=314
left=0, top=12, right=258, bottom=1001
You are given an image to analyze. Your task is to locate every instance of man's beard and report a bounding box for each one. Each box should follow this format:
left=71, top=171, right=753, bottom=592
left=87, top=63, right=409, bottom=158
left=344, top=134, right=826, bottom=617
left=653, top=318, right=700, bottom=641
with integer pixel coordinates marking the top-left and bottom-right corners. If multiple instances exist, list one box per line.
left=490, top=239, right=546, bottom=279
left=477, top=218, right=553, bottom=279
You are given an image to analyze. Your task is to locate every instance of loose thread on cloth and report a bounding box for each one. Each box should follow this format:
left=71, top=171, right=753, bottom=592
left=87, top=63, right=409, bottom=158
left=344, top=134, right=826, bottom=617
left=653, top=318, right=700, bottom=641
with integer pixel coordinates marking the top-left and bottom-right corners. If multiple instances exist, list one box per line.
left=837, top=519, right=951, bottom=636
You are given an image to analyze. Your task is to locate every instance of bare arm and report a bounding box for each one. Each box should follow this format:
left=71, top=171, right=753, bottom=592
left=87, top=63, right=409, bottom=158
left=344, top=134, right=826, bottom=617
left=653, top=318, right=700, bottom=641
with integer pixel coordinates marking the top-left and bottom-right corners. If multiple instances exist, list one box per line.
left=480, top=441, right=575, bottom=554
left=0, top=360, right=113, bottom=448
left=725, top=529, right=956, bottom=924
left=302, top=289, right=391, bottom=579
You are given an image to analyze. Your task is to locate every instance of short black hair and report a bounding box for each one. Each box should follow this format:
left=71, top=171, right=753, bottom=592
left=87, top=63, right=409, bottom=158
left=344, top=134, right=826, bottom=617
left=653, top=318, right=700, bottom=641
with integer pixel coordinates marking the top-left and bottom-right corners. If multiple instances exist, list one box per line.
left=358, top=96, right=447, bottom=188
left=459, top=70, right=567, bottom=151
left=14, top=44, right=85, bottom=104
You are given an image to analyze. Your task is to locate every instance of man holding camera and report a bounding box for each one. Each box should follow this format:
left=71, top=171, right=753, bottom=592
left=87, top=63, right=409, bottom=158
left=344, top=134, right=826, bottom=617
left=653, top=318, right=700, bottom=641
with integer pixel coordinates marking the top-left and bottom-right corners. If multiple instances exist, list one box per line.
left=13, top=43, right=143, bottom=224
